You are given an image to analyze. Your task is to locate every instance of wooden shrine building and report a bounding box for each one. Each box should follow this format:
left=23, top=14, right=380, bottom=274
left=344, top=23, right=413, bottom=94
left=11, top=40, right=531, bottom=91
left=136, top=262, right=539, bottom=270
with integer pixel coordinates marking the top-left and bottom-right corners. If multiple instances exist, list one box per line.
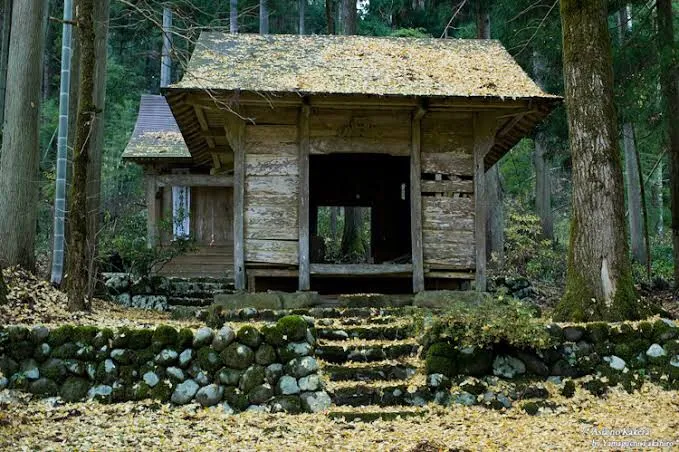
left=123, top=33, right=559, bottom=293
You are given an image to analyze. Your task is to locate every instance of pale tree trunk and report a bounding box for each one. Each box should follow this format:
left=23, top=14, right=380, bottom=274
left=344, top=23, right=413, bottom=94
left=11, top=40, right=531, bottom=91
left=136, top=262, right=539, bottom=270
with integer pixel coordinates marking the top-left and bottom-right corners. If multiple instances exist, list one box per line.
left=555, top=0, right=640, bottom=321
left=259, top=0, right=268, bottom=34
left=617, top=6, right=647, bottom=266
left=657, top=0, right=679, bottom=286
left=532, top=52, right=553, bottom=239
left=340, top=0, right=357, bottom=34
left=0, top=264, right=6, bottom=304
left=654, top=160, right=664, bottom=235
left=0, top=0, right=47, bottom=270
left=66, top=0, right=96, bottom=312
left=230, top=0, right=238, bottom=33
left=0, top=0, right=12, bottom=128
left=160, top=7, right=171, bottom=88
left=330, top=207, right=338, bottom=237
left=477, top=0, right=504, bottom=264
left=299, top=0, right=305, bottom=35
left=85, top=0, right=109, bottom=297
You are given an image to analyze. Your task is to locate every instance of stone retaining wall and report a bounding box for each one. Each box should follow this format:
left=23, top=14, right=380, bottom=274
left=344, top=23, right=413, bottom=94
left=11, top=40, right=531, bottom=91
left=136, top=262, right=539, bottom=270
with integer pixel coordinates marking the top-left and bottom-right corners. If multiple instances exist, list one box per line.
left=0, top=316, right=331, bottom=413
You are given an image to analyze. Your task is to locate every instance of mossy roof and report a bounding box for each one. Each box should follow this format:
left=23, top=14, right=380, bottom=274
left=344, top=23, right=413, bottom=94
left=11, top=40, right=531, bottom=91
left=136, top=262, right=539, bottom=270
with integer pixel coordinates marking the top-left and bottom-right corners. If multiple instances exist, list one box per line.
left=170, top=32, right=556, bottom=100
left=122, top=95, right=191, bottom=160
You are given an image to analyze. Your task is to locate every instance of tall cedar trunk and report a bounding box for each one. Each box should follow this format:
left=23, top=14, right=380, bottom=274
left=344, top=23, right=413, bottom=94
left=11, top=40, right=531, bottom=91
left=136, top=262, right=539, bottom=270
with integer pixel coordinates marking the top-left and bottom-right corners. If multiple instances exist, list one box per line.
left=617, top=7, right=647, bottom=266
left=326, top=0, right=335, bottom=35
left=41, top=5, right=50, bottom=101
left=0, top=0, right=11, bottom=128
left=85, top=0, right=109, bottom=297
left=259, top=0, right=268, bottom=34
left=477, top=0, right=504, bottom=264
left=341, top=207, right=366, bottom=259
left=532, top=52, right=553, bottom=239
left=657, top=0, right=679, bottom=285
left=0, top=0, right=47, bottom=269
left=230, top=0, right=238, bottom=33
left=299, top=0, right=305, bottom=35
left=0, top=264, right=6, bottom=304
left=66, top=0, right=95, bottom=312
left=160, top=7, right=171, bottom=88
left=340, top=0, right=357, bottom=34
left=554, top=0, right=640, bottom=321
left=655, top=160, right=664, bottom=235
left=330, top=207, right=338, bottom=237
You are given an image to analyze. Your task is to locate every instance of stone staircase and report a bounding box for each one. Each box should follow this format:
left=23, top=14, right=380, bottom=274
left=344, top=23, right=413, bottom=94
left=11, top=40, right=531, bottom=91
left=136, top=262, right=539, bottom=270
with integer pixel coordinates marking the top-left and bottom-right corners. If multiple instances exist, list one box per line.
left=220, top=305, right=433, bottom=421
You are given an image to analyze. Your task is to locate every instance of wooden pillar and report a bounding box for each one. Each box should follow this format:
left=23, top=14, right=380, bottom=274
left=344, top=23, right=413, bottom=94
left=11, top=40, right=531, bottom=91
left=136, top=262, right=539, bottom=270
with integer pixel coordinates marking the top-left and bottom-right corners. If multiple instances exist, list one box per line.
left=410, top=104, right=426, bottom=293
left=298, top=103, right=311, bottom=291
left=473, top=113, right=497, bottom=292
left=145, top=174, right=160, bottom=248
left=226, top=117, right=246, bottom=290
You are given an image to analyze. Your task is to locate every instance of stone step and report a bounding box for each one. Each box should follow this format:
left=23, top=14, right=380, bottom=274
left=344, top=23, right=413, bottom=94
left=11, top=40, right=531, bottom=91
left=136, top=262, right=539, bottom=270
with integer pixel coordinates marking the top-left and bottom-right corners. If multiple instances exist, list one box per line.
left=317, top=325, right=413, bottom=342
left=328, top=383, right=433, bottom=407
left=327, top=407, right=426, bottom=422
left=167, top=297, right=214, bottom=307
left=218, top=306, right=415, bottom=323
left=323, top=362, right=418, bottom=382
left=315, top=342, right=419, bottom=364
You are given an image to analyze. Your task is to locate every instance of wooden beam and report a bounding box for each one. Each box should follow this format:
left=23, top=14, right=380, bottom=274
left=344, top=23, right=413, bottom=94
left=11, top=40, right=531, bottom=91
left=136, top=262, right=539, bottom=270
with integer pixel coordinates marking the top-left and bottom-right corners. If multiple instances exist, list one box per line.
left=310, top=264, right=413, bottom=275
left=145, top=174, right=160, bottom=247
left=226, top=118, right=246, bottom=290
left=473, top=112, right=498, bottom=292
left=298, top=103, right=311, bottom=291
left=410, top=103, right=427, bottom=293
left=155, top=174, right=234, bottom=187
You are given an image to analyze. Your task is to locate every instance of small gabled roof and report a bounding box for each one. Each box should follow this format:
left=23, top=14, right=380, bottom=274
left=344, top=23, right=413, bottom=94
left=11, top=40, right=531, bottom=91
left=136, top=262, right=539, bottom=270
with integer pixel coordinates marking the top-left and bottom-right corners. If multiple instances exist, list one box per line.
left=122, top=94, right=191, bottom=160
left=170, top=32, right=557, bottom=100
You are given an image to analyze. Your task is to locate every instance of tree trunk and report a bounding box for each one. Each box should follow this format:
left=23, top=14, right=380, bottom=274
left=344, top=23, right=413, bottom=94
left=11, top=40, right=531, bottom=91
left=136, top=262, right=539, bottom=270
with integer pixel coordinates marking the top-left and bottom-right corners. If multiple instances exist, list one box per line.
left=41, top=3, right=50, bottom=101
left=622, top=123, right=647, bottom=265
left=654, top=159, right=664, bottom=235
left=657, top=0, right=679, bottom=286
left=0, top=0, right=12, bottom=128
left=326, top=0, right=335, bottom=35
left=299, top=0, right=305, bottom=35
left=259, top=0, right=268, bottom=34
left=0, top=0, right=47, bottom=270
left=340, top=0, right=357, bottom=35
left=0, top=264, right=6, bottom=304
left=330, top=207, right=338, bottom=237
left=476, top=0, right=504, bottom=264
left=554, top=0, right=640, bottom=321
left=66, top=0, right=96, bottom=312
left=85, top=0, right=109, bottom=298
left=341, top=207, right=366, bottom=259
left=230, top=0, right=238, bottom=33
left=534, top=132, right=553, bottom=239
left=50, top=0, right=75, bottom=285
left=160, top=7, right=171, bottom=88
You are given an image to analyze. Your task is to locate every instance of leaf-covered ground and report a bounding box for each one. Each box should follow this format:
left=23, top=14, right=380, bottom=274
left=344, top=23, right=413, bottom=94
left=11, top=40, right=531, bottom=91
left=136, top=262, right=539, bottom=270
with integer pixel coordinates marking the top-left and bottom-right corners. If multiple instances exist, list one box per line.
left=1, top=383, right=677, bottom=451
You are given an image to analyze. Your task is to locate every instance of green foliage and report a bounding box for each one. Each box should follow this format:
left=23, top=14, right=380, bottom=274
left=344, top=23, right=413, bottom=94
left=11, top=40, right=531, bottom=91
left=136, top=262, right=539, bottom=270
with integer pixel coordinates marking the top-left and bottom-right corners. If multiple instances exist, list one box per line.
left=417, top=296, right=553, bottom=351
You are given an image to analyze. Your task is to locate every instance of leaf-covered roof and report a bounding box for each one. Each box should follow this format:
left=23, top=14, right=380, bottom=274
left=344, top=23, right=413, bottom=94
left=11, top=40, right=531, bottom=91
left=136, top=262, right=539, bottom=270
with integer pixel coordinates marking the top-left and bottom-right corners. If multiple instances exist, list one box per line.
left=171, top=32, right=556, bottom=99
left=122, top=95, right=191, bottom=160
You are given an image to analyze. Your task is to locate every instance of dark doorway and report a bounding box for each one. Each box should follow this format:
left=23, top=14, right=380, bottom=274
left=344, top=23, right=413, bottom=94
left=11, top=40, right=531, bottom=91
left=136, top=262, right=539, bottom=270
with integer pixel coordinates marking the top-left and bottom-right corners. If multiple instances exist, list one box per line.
left=309, top=153, right=411, bottom=265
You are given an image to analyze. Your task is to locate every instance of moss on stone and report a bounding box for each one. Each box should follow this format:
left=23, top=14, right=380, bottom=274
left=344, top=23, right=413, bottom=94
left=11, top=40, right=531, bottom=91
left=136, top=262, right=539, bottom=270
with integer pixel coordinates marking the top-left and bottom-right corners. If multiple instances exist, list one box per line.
left=561, top=379, right=576, bottom=398
left=132, top=382, right=151, bottom=400
left=60, top=377, right=90, bottom=402
left=136, top=349, right=155, bottom=366
left=152, top=325, right=178, bottom=350
left=7, top=326, right=29, bottom=343
left=522, top=401, right=539, bottom=415
left=48, top=325, right=74, bottom=347
left=51, top=343, right=78, bottom=360
left=196, top=347, right=222, bottom=373
left=261, top=324, right=285, bottom=346
left=653, top=320, right=678, bottom=343
left=613, top=339, right=648, bottom=362
left=127, top=329, right=153, bottom=350
left=111, top=327, right=131, bottom=349
left=220, top=343, right=254, bottom=370
left=255, top=344, right=277, bottom=366
left=223, top=386, right=249, bottom=411
left=425, top=355, right=455, bottom=377
left=9, top=341, right=34, bottom=361
left=276, top=315, right=307, bottom=342
left=149, top=380, right=172, bottom=401
left=237, top=326, right=262, bottom=348
left=92, top=328, right=113, bottom=349
left=178, top=328, right=194, bottom=349
left=585, top=322, right=610, bottom=343
left=71, top=326, right=99, bottom=344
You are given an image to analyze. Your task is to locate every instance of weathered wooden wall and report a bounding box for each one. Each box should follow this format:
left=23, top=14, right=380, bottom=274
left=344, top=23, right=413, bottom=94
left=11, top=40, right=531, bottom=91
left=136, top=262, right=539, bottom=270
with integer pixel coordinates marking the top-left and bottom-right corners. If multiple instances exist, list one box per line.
left=420, top=112, right=476, bottom=271
left=243, top=107, right=299, bottom=265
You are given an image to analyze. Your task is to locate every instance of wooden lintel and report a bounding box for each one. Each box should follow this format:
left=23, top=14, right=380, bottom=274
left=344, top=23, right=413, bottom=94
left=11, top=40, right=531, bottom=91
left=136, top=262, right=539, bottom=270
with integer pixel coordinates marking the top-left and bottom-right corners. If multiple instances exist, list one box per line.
left=310, top=264, right=413, bottom=275
left=410, top=102, right=426, bottom=293
left=473, top=112, right=498, bottom=292
left=298, top=103, right=311, bottom=291
left=155, top=174, right=234, bottom=187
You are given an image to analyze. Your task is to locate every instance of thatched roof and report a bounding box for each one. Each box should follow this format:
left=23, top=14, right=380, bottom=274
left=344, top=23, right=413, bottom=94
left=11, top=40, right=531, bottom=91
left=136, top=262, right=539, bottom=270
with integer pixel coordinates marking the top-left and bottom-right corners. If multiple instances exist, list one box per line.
left=170, top=32, right=556, bottom=100
left=122, top=95, right=191, bottom=160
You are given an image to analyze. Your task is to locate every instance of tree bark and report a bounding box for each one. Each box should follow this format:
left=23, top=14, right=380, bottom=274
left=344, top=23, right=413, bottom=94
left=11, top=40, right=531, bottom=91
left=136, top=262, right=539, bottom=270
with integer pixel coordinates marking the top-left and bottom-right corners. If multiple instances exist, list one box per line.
left=0, top=264, right=6, bottom=304
left=230, top=0, right=238, bottom=33
left=554, top=0, right=640, bottom=321
left=326, top=0, right=335, bottom=35
left=85, top=0, right=109, bottom=297
left=340, top=0, right=357, bottom=35
left=66, top=0, right=96, bottom=312
left=299, top=0, right=305, bottom=35
left=534, top=131, right=553, bottom=239
left=0, top=0, right=47, bottom=270
left=0, top=0, right=12, bottom=128
left=657, top=0, right=679, bottom=286
left=341, top=207, right=366, bottom=259
left=654, top=159, right=664, bottom=235
left=330, top=207, right=338, bottom=237
left=622, top=123, right=647, bottom=265
left=259, top=0, right=269, bottom=34
left=160, top=7, right=171, bottom=88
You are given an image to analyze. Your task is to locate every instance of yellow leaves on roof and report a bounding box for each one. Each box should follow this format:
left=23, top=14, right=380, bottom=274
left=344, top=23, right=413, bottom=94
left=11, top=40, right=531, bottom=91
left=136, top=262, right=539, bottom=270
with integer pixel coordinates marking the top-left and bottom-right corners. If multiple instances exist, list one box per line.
left=174, top=33, right=556, bottom=99
left=122, top=131, right=190, bottom=159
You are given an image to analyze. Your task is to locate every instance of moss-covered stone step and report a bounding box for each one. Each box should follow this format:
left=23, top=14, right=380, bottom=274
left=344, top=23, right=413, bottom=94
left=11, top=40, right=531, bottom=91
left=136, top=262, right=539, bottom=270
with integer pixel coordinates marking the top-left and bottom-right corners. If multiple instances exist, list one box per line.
left=335, top=316, right=403, bottom=326
left=327, top=408, right=426, bottom=422
left=317, top=325, right=413, bottom=342
left=329, top=383, right=433, bottom=407
left=315, top=343, right=419, bottom=363
left=218, top=306, right=417, bottom=322
left=324, top=363, right=418, bottom=382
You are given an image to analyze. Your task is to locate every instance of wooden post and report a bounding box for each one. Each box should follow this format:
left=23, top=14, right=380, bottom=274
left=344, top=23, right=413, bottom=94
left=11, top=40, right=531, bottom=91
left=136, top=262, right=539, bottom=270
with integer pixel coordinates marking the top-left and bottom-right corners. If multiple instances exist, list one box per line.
left=473, top=113, right=497, bottom=292
left=298, top=103, right=311, bottom=291
left=410, top=104, right=426, bottom=293
left=226, top=117, right=246, bottom=290
left=145, top=174, right=159, bottom=248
